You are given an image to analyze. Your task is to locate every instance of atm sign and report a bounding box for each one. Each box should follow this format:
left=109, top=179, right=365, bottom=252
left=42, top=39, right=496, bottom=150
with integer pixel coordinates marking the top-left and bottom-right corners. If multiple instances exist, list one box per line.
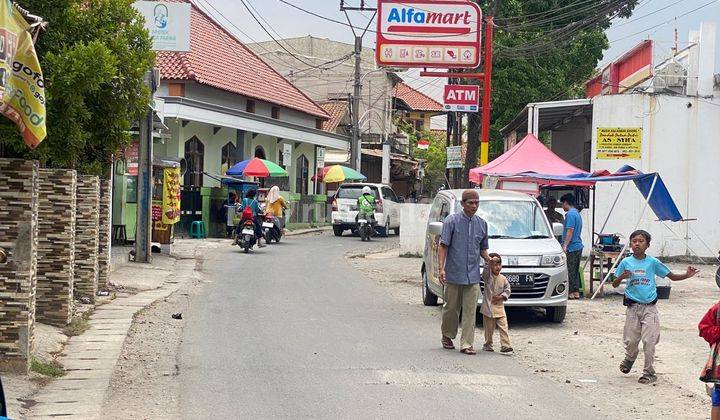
left=443, top=84, right=480, bottom=112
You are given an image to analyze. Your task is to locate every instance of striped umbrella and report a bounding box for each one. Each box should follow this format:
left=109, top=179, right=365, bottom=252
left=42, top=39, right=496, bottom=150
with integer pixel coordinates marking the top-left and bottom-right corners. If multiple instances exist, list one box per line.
left=226, top=158, right=288, bottom=178
left=312, top=165, right=366, bottom=183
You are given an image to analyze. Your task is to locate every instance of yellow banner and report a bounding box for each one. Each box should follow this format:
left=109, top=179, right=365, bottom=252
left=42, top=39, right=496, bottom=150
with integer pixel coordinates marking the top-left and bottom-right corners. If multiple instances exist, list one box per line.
left=162, top=167, right=181, bottom=224
left=596, top=127, right=642, bottom=160
left=0, top=1, right=46, bottom=148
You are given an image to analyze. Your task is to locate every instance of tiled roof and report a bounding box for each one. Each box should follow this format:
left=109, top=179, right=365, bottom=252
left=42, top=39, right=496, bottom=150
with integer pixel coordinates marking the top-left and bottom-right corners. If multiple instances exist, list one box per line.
left=319, top=101, right=348, bottom=133
left=156, top=0, right=328, bottom=119
left=393, top=82, right=443, bottom=112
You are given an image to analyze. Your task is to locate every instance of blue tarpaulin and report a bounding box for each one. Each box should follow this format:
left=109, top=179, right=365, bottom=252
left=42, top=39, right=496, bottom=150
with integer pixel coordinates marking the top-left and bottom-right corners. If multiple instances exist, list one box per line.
left=497, top=165, right=683, bottom=222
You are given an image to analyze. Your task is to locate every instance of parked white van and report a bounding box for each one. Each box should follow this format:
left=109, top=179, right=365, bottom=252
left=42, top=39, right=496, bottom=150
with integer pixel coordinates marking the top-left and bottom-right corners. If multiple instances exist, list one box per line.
left=421, top=189, right=569, bottom=322
left=331, top=183, right=402, bottom=237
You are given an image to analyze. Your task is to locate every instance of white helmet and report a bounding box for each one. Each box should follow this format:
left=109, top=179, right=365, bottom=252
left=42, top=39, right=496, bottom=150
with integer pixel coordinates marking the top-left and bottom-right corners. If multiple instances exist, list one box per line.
left=361, top=186, right=372, bottom=195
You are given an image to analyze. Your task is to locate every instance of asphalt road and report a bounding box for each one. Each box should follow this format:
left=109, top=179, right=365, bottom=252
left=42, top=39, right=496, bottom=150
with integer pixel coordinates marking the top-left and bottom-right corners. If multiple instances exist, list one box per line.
left=177, top=233, right=604, bottom=419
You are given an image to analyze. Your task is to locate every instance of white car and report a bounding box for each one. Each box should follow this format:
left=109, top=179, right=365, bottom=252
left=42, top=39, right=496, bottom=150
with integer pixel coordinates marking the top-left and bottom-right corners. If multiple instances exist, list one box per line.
left=331, top=183, right=402, bottom=237
left=422, top=189, right=569, bottom=323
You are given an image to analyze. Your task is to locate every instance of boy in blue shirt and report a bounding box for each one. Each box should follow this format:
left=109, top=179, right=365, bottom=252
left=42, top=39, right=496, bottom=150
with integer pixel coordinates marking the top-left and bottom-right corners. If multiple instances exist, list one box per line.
left=613, top=229, right=699, bottom=384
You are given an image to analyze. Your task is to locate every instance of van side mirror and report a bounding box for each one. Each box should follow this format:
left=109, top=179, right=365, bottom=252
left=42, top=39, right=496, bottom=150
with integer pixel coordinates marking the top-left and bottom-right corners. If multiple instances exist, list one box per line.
left=429, top=222, right=443, bottom=236
left=552, top=222, right=564, bottom=237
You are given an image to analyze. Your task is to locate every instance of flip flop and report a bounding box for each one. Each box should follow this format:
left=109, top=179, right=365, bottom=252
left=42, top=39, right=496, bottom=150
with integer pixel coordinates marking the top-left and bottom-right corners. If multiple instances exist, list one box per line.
left=460, top=347, right=477, bottom=355
left=619, top=359, right=633, bottom=374
left=442, top=337, right=455, bottom=350
left=638, top=374, right=657, bottom=384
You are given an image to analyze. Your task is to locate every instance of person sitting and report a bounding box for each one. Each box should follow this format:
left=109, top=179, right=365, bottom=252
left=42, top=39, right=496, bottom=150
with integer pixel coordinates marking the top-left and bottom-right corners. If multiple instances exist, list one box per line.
left=356, top=186, right=377, bottom=225
left=238, top=189, right=265, bottom=248
left=545, top=196, right=565, bottom=225
left=265, top=186, right=288, bottom=230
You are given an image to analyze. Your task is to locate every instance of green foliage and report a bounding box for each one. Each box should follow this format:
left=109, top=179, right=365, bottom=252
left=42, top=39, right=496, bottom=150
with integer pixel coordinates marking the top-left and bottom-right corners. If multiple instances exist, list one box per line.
left=0, top=0, right=154, bottom=176
left=31, top=358, right=65, bottom=377
left=397, top=118, right=448, bottom=193
left=461, top=0, right=640, bottom=177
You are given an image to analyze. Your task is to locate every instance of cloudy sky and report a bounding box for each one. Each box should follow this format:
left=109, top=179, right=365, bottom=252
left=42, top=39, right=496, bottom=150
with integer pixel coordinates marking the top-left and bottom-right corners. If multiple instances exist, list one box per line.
left=200, top=0, right=719, bottom=104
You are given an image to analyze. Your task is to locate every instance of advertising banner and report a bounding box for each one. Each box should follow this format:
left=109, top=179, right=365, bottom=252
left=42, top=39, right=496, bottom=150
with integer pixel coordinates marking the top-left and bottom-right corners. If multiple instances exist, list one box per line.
left=162, top=167, right=181, bottom=224
left=0, top=1, right=46, bottom=148
left=596, top=127, right=642, bottom=160
left=446, top=145, right=463, bottom=169
left=376, top=0, right=481, bottom=68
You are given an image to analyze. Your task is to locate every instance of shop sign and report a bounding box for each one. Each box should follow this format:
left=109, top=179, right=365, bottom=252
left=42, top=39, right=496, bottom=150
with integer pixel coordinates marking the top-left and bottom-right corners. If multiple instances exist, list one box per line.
left=596, top=127, right=642, bottom=159
left=283, top=143, right=293, bottom=166
left=316, top=147, right=325, bottom=169
left=133, top=1, right=191, bottom=51
left=446, top=145, right=463, bottom=169
left=443, top=84, right=479, bottom=112
left=376, top=0, right=482, bottom=68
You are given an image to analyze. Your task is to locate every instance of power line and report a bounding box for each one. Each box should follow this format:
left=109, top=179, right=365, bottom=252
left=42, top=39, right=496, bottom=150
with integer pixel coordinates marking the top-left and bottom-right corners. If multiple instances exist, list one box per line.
left=609, top=0, right=719, bottom=43
left=610, top=0, right=684, bottom=29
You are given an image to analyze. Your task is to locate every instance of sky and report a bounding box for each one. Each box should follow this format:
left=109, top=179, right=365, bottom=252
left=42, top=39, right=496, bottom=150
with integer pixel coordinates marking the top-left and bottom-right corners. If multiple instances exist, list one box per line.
left=200, top=0, right=720, bottom=105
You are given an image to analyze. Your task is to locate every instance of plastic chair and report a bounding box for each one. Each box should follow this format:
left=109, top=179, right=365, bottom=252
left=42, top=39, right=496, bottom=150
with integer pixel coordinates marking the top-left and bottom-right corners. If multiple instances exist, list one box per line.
left=190, top=221, right=206, bottom=239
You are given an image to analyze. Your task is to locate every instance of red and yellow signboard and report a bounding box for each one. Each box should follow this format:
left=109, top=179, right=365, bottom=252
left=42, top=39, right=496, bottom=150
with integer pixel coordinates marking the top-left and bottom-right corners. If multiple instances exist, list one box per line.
left=162, top=167, right=181, bottom=224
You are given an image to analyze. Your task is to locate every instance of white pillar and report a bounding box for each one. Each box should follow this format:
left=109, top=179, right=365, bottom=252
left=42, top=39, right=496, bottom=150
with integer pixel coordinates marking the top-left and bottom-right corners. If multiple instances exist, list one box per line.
left=381, top=139, right=391, bottom=185
left=698, top=22, right=717, bottom=97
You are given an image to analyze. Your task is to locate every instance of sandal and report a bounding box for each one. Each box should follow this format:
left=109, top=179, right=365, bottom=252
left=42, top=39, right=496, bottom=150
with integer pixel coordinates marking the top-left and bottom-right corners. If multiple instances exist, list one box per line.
left=441, top=337, right=455, bottom=350
left=619, top=359, right=633, bottom=374
left=460, top=347, right=477, bottom=355
left=638, top=374, right=657, bottom=384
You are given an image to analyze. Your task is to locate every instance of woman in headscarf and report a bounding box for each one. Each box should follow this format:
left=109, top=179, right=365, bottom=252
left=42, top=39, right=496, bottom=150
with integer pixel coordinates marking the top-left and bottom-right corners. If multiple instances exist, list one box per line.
left=265, top=185, right=288, bottom=230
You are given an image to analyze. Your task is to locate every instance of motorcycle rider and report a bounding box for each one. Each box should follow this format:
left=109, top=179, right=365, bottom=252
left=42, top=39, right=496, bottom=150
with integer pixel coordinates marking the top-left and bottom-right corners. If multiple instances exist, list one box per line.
left=356, top=186, right=377, bottom=228
left=237, top=189, right=265, bottom=248
left=265, top=185, right=288, bottom=231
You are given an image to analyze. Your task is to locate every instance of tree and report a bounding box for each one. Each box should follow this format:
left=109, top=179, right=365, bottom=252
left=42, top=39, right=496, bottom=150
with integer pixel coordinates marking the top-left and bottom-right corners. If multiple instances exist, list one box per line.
left=462, top=0, right=640, bottom=186
left=396, top=119, right=448, bottom=195
left=0, top=0, right=154, bottom=176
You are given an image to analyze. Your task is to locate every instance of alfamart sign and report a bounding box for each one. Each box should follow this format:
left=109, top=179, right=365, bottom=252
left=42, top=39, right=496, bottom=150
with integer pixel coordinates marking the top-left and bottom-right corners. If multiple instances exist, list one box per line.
left=376, top=0, right=482, bottom=68
left=133, top=1, right=190, bottom=52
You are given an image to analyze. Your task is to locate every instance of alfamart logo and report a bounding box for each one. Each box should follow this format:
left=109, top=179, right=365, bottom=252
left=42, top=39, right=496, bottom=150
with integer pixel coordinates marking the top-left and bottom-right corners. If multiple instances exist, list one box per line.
left=386, top=7, right=473, bottom=34
left=154, top=3, right=168, bottom=29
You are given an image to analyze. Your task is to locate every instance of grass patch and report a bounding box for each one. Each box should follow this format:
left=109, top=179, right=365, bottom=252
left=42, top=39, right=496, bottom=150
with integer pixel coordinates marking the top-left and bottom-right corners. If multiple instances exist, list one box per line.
left=63, top=315, right=90, bottom=337
left=30, top=359, right=65, bottom=378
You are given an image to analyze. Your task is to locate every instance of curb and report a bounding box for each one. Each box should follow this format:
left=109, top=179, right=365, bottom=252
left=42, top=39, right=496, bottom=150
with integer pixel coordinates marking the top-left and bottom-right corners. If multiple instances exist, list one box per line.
left=285, top=226, right=332, bottom=237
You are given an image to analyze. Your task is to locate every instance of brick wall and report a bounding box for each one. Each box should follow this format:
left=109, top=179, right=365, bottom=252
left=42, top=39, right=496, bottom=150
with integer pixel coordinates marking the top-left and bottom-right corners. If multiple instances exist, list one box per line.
left=97, top=179, right=111, bottom=289
left=0, top=159, right=39, bottom=372
left=36, top=169, right=76, bottom=327
left=74, top=175, right=100, bottom=301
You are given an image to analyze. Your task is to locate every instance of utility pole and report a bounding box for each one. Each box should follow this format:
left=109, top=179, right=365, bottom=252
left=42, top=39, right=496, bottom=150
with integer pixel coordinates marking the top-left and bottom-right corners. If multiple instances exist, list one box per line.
left=340, top=1, right=376, bottom=172
left=134, top=68, right=159, bottom=263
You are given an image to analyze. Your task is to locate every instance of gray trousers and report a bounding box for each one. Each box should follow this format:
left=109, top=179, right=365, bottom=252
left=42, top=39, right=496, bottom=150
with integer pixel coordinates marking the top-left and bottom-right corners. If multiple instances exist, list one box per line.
left=441, top=283, right=481, bottom=350
left=566, top=250, right=582, bottom=293
left=623, top=303, right=660, bottom=376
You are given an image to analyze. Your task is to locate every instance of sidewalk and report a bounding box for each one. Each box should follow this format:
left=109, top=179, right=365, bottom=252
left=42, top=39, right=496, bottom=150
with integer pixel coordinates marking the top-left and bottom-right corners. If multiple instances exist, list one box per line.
left=23, top=240, right=216, bottom=419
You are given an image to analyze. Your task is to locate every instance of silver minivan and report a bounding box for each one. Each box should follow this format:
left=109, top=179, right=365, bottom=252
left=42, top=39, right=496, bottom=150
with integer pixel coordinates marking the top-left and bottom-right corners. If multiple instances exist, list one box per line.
left=421, top=189, right=569, bottom=322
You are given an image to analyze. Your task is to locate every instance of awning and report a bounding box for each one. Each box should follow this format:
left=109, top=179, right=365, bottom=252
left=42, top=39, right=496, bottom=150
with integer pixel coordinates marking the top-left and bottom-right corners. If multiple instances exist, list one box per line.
left=501, top=99, right=593, bottom=137
left=362, top=148, right=419, bottom=167
left=162, top=97, right=350, bottom=150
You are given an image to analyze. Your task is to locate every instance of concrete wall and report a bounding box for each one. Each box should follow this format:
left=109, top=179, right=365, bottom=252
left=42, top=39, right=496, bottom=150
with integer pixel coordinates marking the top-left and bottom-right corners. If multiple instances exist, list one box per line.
left=0, top=159, right=38, bottom=372
left=399, top=204, right=432, bottom=257
left=591, top=93, right=720, bottom=257
left=97, top=179, right=112, bottom=289
left=36, top=169, right=76, bottom=327
left=74, top=175, right=100, bottom=301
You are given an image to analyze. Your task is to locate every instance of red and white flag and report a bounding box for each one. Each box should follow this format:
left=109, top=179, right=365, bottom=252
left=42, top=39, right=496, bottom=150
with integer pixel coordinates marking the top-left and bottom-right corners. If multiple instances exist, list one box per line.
left=417, top=139, right=430, bottom=150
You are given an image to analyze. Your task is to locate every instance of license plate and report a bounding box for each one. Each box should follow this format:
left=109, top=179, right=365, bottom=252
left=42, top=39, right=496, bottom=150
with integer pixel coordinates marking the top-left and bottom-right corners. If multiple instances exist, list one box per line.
left=506, top=274, right=534, bottom=288
left=349, top=205, right=358, bottom=211
left=262, top=222, right=274, bottom=228
left=241, top=229, right=254, bottom=235
left=357, top=219, right=367, bottom=224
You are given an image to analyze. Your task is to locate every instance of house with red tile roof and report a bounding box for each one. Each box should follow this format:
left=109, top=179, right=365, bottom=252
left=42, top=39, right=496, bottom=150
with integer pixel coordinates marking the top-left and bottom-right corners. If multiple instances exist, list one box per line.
left=392, top=82, right=444, bottom=132
left=134, top=0, right=349, bottom=231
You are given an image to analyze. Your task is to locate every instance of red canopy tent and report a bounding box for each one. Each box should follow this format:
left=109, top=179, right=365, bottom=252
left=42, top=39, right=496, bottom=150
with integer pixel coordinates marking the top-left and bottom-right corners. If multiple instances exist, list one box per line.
left=469, top=133, right=589, bottom=186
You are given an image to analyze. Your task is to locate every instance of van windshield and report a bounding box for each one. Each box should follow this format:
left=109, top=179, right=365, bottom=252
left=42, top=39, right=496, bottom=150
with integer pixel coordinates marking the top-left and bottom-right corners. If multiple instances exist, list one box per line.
left=458, top=200, right=552, bottom=239
left=337, top=186, right=379, bottom=200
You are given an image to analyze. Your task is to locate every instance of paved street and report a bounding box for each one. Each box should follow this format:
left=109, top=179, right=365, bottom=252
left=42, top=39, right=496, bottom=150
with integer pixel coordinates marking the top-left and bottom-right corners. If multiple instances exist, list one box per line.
left=177, top=233, right=603, bottom=419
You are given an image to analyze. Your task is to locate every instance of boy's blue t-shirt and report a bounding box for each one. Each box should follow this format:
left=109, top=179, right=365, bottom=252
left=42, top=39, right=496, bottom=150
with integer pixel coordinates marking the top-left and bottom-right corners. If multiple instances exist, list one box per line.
left=562, top=207, right=583, bottom=252
left=615, top=255, right=671, bottom=304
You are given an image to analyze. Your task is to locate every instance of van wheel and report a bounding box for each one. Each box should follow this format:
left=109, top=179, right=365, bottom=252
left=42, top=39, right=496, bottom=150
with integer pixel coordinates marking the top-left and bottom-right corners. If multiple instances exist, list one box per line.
left=380, top=219, right=390, bottom=238
left=333, top=226, right=343, bottom=237
left=422, top=271, right=439, bottom=306
left=546, top=306, right=566, bottom=323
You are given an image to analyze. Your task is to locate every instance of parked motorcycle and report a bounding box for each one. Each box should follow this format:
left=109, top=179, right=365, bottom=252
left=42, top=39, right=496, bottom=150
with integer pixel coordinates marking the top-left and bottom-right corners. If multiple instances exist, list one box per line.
left=235, top=219, right=257, bottom=253
left=262, top=214, right=283, bottom=244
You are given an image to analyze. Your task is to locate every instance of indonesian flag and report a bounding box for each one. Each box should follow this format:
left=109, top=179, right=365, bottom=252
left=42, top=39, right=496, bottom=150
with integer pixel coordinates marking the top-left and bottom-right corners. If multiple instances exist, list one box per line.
left=417, top=139, right=430, bottom=150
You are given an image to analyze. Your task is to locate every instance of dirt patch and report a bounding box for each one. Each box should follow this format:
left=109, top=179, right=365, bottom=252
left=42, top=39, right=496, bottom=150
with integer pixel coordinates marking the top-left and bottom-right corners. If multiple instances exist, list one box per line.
left=348, top=245, right=719, bottom=420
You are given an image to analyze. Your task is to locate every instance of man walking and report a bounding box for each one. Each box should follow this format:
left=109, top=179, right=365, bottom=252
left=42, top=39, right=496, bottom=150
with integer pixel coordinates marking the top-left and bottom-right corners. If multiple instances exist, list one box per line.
left=560, top=193, right=583, bottom=299
left=439, top=189, right=491, bottom=355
